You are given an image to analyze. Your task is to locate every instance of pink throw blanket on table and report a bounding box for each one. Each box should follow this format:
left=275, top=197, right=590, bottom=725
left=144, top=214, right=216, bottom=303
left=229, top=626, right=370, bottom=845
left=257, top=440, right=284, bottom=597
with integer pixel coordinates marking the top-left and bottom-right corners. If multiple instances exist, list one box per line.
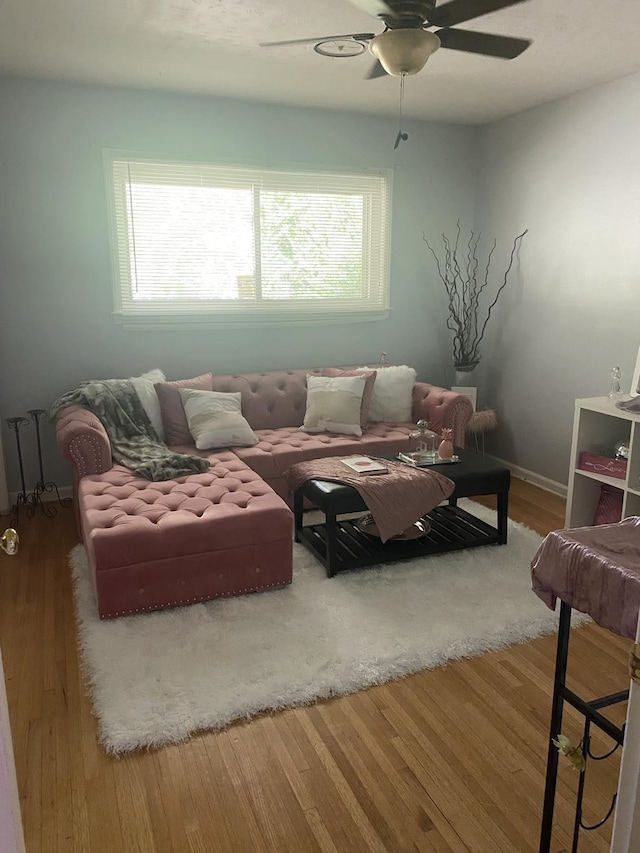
left=288, top=457, right=455, bottom=543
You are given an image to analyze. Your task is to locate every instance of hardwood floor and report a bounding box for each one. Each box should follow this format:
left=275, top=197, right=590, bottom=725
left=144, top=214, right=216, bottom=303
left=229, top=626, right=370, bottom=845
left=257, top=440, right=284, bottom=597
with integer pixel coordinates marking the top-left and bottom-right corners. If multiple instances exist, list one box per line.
left=0, top=480, right=630, bottom=852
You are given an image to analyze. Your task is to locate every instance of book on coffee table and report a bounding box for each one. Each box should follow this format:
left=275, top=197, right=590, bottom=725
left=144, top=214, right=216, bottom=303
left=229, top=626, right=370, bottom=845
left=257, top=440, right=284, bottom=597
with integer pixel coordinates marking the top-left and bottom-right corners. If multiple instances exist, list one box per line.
left=340, top=456, right=389, bottom=475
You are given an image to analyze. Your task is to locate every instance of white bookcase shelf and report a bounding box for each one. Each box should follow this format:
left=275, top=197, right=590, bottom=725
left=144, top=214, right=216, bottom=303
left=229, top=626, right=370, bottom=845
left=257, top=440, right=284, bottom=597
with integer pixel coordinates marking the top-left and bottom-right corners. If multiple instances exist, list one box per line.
left=566, top=396, right=640, bottom=528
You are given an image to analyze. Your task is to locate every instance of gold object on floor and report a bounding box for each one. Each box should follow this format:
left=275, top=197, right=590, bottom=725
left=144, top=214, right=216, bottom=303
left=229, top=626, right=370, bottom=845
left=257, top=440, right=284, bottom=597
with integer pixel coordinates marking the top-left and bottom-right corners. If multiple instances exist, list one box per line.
left=0, top=528, right=19, bottom=556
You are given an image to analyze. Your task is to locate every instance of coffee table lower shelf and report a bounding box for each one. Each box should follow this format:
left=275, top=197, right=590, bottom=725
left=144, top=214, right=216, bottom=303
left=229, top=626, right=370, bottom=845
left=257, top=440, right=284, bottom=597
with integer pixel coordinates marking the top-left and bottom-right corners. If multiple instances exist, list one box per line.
left=297, top=504, right=501, bottom=577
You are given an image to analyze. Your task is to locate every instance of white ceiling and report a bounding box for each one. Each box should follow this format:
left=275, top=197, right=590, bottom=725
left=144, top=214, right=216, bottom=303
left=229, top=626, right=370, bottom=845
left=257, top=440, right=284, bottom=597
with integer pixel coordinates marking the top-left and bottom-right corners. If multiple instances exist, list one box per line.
left=1, top=0, right=640, bottom=124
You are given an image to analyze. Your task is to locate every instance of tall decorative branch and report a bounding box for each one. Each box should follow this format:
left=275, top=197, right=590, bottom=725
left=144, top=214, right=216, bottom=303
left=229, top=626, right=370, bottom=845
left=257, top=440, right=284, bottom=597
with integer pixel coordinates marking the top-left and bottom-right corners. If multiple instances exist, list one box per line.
left=423, top=223, right=528, bottom=370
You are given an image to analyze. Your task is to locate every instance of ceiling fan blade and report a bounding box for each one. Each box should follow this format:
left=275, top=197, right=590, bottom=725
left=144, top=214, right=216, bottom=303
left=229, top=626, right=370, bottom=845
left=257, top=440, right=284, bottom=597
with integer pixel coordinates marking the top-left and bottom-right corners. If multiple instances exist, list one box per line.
left=260, top=33, right=375, bottom=47
left=349, top=0, right=395, bottom=18
left=429, top=0, right=529, bottom=28
left=436, top=27, right=531, bottom=58
left=365, top=59, right=388, bottom=79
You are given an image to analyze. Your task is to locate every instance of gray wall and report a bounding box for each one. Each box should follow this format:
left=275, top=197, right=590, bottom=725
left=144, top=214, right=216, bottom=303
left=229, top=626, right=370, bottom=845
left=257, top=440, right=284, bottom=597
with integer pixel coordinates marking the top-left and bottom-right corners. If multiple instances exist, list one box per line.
left=0, top=77, right=476, bottom=493
left=475, top=71, right=640, bottom=487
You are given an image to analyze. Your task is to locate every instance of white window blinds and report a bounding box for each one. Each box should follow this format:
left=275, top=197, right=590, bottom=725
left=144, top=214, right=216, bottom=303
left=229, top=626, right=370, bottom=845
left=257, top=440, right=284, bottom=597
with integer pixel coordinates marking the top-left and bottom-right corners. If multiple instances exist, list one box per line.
left=105, top=154, right=391, bottom=327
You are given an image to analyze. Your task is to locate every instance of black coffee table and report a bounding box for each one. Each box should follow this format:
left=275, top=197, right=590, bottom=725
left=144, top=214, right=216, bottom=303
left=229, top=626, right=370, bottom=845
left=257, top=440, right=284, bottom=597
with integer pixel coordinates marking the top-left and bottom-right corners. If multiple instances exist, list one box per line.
left=293, top=451, right=510, bottom=577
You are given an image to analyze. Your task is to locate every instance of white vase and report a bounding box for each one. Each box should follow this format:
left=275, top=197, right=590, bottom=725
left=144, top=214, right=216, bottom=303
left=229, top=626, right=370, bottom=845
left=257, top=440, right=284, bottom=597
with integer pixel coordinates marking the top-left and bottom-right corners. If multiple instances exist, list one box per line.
left=454, top=365, right=477, bottom=387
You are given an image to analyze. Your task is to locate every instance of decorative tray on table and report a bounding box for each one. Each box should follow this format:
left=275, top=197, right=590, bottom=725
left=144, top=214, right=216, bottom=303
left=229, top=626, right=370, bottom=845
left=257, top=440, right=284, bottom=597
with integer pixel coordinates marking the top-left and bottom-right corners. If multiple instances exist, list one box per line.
left=397, top=452, right=460, bottom=468
left=356, top=514, right=430, bottom=540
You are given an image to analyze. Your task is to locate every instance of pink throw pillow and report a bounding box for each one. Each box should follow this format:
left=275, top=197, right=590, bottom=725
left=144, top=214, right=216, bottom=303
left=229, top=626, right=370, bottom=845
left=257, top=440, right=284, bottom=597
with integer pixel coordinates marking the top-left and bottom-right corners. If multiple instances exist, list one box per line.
left=155, top=373, right=214, bottom=445
left=321, top=368, right=377, bottom=429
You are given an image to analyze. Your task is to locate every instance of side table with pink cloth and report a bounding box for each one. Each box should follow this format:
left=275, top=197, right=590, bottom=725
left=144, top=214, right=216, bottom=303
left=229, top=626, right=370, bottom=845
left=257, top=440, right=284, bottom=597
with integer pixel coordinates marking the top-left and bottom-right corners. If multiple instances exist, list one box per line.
left=531, top=517, right=640, bottom=852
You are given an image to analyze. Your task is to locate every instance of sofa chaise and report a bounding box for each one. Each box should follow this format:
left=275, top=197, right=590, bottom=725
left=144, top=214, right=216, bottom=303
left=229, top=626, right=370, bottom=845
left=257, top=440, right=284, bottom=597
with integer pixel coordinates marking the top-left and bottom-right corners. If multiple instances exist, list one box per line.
left=56, top=366, right=473, bottom=619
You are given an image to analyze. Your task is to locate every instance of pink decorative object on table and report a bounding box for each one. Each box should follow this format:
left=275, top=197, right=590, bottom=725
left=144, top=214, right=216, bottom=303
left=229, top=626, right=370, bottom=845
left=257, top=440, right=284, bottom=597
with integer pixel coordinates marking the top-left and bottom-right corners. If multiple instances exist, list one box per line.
left=438, top=427, right=454, bottom=460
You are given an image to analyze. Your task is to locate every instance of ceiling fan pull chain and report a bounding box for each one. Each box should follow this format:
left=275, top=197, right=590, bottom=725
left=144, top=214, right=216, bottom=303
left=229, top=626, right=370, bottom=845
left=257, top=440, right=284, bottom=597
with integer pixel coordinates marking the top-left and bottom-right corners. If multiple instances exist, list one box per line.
left=394, top=71, right=409, bottom=149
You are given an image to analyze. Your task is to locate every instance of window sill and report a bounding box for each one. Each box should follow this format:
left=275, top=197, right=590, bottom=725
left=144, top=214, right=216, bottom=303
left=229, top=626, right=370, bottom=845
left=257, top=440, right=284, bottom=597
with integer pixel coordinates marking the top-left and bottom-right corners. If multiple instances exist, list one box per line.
left=113, top=308, right=390, bottom=331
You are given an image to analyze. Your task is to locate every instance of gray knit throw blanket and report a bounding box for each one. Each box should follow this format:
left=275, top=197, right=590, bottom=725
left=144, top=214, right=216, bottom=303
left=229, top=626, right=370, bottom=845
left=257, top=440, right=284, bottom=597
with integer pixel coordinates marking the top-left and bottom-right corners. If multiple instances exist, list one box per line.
left=50, top=378, right=209, bottom=481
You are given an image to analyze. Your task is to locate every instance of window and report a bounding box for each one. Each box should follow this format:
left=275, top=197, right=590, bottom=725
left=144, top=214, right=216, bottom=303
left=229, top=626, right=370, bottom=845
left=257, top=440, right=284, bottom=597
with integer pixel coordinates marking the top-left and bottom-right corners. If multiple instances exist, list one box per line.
left=104, top=153, right=391, bottom=328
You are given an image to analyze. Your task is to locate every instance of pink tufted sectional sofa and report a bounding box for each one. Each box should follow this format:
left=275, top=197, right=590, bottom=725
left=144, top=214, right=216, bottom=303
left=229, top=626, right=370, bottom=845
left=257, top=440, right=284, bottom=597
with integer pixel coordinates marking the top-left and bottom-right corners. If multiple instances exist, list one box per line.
left=56, top=366, right=473, bottom=619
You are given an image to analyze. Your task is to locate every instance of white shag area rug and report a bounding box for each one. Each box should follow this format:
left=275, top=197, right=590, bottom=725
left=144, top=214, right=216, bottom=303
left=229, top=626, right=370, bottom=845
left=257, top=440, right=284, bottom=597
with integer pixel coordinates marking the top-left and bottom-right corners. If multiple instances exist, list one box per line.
left=69, top=500, right=582, bottom=754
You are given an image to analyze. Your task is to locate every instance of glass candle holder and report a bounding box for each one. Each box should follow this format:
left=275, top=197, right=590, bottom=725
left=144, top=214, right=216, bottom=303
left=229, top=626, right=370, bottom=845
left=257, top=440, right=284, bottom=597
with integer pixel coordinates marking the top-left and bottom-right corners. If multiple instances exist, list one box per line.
left=408, top=419, right=439, bottom=462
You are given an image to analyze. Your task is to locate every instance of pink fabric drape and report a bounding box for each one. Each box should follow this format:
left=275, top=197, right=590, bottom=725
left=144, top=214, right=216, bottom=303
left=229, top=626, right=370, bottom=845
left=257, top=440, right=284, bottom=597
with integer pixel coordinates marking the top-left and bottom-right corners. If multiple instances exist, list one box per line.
left=288, top=457, right=455, bottom=543
left=531, top=516, right=640, bottom=639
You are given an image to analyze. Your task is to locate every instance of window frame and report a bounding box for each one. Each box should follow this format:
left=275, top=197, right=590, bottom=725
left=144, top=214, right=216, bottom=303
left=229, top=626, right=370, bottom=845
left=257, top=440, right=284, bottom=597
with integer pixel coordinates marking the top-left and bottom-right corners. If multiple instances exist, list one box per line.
left=103, top=151, right=392, bottom=330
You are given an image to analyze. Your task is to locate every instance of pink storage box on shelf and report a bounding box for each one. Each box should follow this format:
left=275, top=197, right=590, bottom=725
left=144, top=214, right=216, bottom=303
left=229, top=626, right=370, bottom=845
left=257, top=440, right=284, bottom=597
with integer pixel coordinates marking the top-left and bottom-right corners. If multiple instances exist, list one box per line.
left=578, top=451, right=627, bottom=480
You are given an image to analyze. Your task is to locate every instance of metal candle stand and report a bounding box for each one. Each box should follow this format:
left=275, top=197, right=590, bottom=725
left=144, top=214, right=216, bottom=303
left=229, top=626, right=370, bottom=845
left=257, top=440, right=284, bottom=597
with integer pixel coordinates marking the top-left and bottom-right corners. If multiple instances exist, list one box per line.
left=6, top=417, right=30, bottom=525
left=6, top=410, right=71, bottom=522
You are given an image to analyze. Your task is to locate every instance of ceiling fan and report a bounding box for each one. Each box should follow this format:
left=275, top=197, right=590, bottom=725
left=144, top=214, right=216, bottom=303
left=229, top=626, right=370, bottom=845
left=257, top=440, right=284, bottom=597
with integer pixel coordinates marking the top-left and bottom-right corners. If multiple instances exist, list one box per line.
left=260, top=0, right=532, bottom=79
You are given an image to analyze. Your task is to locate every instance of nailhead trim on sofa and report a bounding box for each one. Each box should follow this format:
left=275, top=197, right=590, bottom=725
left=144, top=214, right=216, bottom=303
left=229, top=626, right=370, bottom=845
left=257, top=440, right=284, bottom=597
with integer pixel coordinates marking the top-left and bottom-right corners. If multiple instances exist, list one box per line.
left=102, top=578, right=287, bottom=619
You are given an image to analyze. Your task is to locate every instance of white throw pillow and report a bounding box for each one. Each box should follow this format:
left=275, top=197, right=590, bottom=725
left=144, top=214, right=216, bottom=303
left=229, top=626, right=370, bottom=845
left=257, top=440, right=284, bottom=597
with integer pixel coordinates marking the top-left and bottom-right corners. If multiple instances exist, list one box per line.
left=301, top=375, right=367, bottom=437
left=362, top=365, right=417, bottom=423
left=130, top=368, right=166, bottom=441
left=179, top=388, right=258, bottom=450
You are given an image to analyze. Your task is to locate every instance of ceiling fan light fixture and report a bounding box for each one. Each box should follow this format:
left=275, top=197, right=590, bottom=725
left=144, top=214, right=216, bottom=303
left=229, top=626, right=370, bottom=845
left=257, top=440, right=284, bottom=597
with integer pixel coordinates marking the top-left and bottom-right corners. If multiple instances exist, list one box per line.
left=369, top=28, right=440, bottom=76
left=314, top=38, right=367, bottom=57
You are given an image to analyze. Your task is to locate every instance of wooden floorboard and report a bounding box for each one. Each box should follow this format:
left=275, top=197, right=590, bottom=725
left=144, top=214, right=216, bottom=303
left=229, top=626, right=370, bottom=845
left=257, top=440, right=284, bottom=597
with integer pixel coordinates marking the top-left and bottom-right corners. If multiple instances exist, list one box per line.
left=0, top=478, right=630, bottom=852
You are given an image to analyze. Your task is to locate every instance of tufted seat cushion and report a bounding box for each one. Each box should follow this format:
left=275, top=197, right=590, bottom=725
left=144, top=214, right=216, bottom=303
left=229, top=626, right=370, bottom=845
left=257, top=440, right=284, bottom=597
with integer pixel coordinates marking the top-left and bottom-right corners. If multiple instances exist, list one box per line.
left=79, top=451, right=292, bottom=618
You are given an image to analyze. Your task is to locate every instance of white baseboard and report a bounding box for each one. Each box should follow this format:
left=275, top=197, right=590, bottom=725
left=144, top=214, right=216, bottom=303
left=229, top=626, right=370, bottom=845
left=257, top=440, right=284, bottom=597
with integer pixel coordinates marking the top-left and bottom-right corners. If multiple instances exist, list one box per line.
left=487, top=455, right=567, bottom=498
